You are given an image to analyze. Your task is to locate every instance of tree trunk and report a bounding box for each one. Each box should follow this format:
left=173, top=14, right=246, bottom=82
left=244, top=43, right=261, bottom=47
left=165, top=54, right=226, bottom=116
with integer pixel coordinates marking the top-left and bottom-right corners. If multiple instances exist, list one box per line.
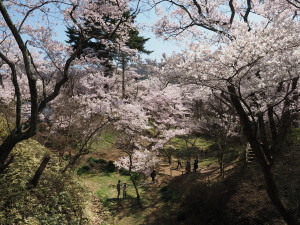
left=217, top=151, right=224, bottom=178
left=130, top=173, right=141, bottom=205
left=122, top=54, right=126, bottom=99
left=129, top=154, right=141, bottom=205
left=62, top=153, right=81, bottom=173
left=0, top=154, right=15, bottom=174
left=28, top=155, right=51, bottom=188
left=0, top=132, right=31, bottom=167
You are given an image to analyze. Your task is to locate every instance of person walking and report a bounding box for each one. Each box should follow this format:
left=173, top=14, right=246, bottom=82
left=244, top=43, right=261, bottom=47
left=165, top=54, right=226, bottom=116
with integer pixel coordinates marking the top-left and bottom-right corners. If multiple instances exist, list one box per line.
left=117, top=180, right=121, bottom=199
left=150, top=170, right=156, bottom=183
left=177, top=157, right=182, bottom=169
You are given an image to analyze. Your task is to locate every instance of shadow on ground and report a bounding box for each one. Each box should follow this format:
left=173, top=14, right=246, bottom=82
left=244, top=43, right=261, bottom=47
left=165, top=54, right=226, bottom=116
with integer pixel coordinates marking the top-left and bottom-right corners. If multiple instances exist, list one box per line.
left=141, top=164, right=283, bottom=225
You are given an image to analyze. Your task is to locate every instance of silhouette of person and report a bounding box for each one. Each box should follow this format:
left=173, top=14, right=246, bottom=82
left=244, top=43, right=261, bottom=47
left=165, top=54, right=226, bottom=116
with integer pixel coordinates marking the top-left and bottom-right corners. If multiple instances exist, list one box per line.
left=177, top=157, right=182, bottom=169
left=193, top=159, right=199, bottom=172
left=150, top=170, right=156, bottom=183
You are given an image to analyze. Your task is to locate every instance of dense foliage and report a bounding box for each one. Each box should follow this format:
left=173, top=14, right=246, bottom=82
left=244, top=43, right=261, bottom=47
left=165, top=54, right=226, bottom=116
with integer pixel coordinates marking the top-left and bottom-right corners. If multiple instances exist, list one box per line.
left=0, top=139, right=92, bottom=224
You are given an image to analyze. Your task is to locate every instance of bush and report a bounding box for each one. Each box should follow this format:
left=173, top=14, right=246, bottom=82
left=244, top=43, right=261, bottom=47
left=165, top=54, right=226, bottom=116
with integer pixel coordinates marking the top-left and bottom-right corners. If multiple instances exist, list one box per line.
left=285, top=128, right=300, bottom=146
left=77, top=165, right=91, bottom=175
left=119, top=168, right=130, bottom=176
left=87, top=157, right=107, bottom=165
left=104, top=161, right=116, bottom=173
left=131, top=172, right=142, bottom=181
left=0, top=139, right=93, bottom=224
left=95, top=158, right=107, bottom=164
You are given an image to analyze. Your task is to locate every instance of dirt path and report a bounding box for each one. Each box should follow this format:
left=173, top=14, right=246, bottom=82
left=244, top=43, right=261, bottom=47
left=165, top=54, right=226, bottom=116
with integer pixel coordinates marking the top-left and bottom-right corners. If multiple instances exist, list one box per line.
left=157, top=156, right=240, bottom=183
left=158, top=158, right=219, bottom=178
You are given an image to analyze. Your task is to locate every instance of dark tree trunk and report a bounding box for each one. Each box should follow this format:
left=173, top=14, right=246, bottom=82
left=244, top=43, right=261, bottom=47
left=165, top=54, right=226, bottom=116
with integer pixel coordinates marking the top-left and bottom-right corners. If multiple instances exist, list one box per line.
left=129, top=154, right=141, bottom=205
left=0, top=132, right=32, bottom=167
left=62, top=153, right=81, bottom=173
left=130, top=174, right=141, bottom=204
left=0, top=154, right=15, bottom=174
left=0, top=138, right=18, bottom=167
left=217, top=149, right=225, bottom=178
left=28, top=155, right=51, bottom=188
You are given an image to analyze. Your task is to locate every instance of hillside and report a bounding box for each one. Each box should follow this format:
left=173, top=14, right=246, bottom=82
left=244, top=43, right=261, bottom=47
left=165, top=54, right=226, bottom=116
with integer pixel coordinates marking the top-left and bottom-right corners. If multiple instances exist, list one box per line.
left=0, top=139, right=102, bottom=225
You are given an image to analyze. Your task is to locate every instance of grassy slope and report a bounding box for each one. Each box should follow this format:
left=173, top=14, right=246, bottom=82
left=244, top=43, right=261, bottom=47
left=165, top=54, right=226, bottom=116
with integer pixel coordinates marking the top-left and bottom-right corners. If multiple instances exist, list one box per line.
left=0, top=139, right=99, bottom=225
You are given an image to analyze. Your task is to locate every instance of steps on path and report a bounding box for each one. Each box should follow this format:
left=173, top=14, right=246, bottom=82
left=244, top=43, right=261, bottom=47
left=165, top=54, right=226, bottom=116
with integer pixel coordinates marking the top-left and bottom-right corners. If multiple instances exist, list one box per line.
left=246, top=143, right=256, bottom=164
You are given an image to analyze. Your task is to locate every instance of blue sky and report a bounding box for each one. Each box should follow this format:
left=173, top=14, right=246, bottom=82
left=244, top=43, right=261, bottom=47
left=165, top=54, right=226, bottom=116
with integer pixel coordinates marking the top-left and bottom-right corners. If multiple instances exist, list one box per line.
left=134, top=9, right=183, bottom=61
left=8, top=3, right=181, bottom=61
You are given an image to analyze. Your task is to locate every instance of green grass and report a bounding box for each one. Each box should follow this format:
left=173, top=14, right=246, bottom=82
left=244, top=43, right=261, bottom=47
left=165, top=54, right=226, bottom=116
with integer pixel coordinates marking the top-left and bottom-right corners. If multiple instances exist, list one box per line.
left=200, top=157, right=218, bottom=167
left=170, top=137, right=214, bottom=150
left=91, top=129, right=121, bottom=151
left=81, top=172, right=138, bottom=201
left=80, top=172, right=150, bottom=224
left=92, top=134, right=115, bottom=150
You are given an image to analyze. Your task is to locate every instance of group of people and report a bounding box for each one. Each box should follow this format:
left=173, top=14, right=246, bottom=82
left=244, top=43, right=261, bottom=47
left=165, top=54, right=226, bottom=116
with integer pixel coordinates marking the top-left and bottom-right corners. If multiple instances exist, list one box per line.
left=177, top=157, right=199, bottom=174
left=117, top=180, right=127, bottom=199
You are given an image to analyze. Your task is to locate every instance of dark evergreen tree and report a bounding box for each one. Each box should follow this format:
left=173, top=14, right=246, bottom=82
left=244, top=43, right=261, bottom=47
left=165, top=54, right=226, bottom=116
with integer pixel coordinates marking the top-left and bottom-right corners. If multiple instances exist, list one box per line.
left=65, top=12, right=152, bottom=77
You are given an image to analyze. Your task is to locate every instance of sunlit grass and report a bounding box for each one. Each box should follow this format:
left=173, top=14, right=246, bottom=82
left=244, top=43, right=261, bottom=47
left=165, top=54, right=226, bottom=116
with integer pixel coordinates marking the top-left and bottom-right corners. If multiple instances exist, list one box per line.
left=170, top=137, right=214, bottom=150
left=81, top=173, right=138, bottom=200
left=80, top=172, right=150, bottom=224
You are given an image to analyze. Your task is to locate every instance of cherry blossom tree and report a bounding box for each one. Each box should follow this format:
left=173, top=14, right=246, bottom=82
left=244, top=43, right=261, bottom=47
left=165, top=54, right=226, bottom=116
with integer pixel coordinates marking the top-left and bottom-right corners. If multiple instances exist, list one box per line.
left=0, top=0, right=136, bottom=172
left=112, top=67, right=192, bottom=204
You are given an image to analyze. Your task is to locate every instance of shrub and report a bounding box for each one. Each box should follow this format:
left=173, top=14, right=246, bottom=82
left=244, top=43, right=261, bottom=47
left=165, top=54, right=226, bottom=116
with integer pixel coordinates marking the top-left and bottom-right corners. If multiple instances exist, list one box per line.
left=285, top=128, right=300, bottom=146
left=87, top=157, right=107, bottom=164
left=95, top=158, right=107, bottom=164
left=131, top=172, right=142, bottom=181
left=77, top=165, right=91, bottom=175
left=119, top=168, right=130, bottom=176
left=104, top=161, right=116, bottom=172
left=0, top=139, right=93, bottom=224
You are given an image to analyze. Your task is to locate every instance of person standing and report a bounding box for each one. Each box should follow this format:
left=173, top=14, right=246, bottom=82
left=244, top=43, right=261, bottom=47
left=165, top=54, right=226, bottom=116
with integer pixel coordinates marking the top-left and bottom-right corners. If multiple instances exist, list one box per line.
left=150, top=170, right=156, bottom=183
left=123, top=183, right=127, bottom=198
left=193, top=159, right=199, bottom=172
left=117, top=180, right=121, bottom=199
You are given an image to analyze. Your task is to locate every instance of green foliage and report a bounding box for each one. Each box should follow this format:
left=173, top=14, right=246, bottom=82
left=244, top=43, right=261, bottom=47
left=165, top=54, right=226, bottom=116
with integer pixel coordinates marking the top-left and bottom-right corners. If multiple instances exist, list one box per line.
left=66, top=11, right=151, bottom=64
left=119, top=168, right=130, bottom=176
left=169, top=137, right=214, bottom=160
left=77, top=158, right=116, bottom=175
left=104, top=161, right=116, bottom=173
left=130, top=172, right=142, bottom=181
left=77, top=165, right=91, bottom=175
left=91, top=130, right=118, bottom=151
left=0, top=139, right=92, bottom=224
left=285, top=127, right=300, bottom=146
left=0, top=116, right=9, bottom=142
left=87, top=157, right=107, bottom=164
